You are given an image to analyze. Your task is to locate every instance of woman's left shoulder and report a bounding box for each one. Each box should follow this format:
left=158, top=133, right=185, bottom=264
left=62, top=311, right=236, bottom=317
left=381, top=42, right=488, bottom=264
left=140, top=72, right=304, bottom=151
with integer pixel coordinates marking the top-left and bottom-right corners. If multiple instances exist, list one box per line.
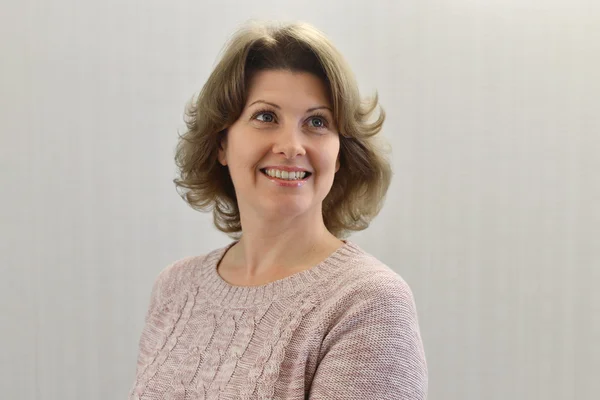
left=343, top=241, right=412, bottom=283
left=323, top=241, right=418, bottom=306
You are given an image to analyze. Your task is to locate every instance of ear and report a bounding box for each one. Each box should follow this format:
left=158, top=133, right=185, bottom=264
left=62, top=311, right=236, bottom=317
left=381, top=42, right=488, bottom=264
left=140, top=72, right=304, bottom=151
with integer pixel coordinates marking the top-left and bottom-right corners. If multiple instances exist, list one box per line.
left=335, top=154, right=340, bottom=172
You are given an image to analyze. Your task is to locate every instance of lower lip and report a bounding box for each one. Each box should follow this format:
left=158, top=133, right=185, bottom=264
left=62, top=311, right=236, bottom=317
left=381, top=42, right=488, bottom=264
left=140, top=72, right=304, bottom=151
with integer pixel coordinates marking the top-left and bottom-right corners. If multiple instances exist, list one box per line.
left=261, top=171, right=310, bottom=187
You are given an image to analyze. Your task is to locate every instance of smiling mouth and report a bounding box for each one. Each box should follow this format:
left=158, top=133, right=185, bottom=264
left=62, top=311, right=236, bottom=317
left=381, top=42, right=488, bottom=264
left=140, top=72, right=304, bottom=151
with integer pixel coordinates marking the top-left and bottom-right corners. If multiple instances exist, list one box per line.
left=260, top=168, right=312, bottom=181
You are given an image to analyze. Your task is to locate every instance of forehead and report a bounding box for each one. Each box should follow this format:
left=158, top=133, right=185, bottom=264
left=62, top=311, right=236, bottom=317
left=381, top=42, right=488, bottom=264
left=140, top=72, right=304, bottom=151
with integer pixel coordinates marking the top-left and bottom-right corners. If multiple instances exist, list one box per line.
left=245, top=69, right=331, bottom=109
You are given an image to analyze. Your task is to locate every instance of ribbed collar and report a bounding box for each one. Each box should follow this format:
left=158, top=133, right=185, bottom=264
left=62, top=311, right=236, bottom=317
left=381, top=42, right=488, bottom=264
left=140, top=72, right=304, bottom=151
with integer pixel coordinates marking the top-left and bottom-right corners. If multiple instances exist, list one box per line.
left=194, top=240, right=363, bottom=308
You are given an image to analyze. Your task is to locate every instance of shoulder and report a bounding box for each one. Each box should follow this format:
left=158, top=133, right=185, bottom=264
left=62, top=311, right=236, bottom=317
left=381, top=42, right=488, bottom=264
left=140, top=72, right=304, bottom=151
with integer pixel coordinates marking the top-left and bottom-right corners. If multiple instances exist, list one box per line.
left=317, top=242, right=421, bottom=327
left=147, top=253, right=208, bottom=308
left=311, top=242, right=428, bottom=398
left=321, top=241, right=416, bottom=301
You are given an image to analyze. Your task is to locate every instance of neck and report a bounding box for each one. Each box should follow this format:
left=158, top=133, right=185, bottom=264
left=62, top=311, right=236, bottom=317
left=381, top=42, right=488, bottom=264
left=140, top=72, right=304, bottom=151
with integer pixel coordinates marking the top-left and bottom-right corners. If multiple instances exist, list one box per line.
left=228, top=210, right=343, bottom=280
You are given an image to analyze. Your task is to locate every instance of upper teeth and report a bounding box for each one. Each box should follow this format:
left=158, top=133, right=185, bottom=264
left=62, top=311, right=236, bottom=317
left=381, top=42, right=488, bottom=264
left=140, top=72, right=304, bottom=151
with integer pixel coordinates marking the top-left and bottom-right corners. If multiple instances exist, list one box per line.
left=264, top=169, right=307, bottom=180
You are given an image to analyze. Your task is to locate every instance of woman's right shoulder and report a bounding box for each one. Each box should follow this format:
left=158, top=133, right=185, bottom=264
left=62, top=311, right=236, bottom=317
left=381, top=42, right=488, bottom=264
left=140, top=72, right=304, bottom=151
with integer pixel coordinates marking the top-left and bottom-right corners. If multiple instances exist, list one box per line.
left=156, top=253, right=209, bottom=290
left=148, top=254, right=209, bottom=306
left=147, top=242, right=233, bottom=306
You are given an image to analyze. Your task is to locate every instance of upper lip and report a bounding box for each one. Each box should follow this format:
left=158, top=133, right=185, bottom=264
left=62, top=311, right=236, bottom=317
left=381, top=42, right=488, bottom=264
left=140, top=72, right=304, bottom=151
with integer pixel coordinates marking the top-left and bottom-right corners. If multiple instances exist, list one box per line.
left=261, top=165, right=312, bottom=173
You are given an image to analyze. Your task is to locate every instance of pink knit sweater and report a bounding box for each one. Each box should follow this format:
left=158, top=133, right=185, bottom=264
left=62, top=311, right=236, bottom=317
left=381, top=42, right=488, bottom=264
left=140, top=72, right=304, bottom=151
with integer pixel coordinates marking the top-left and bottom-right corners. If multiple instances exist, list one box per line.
left=129, top=240, right=428, bottom=399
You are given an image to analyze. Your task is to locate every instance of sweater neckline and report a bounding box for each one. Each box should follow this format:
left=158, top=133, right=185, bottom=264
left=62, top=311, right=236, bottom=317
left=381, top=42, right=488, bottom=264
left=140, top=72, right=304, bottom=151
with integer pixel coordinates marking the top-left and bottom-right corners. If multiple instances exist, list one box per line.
left=196, top=239, right=362, bottom=307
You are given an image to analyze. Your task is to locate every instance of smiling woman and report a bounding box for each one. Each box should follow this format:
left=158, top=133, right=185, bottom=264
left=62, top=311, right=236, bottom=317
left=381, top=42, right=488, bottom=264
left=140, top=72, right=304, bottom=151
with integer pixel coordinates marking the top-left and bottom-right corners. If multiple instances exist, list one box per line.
left=174, top=21, right=391, bottom=239
left=218, top=70, right=341, bottom=224
left=128, top=20, right=428, bottom=400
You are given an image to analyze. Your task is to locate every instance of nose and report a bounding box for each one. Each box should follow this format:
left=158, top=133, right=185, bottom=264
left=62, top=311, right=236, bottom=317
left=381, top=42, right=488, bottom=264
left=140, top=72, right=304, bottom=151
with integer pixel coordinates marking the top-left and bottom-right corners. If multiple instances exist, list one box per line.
left=271, top=124, right=306, bottom=159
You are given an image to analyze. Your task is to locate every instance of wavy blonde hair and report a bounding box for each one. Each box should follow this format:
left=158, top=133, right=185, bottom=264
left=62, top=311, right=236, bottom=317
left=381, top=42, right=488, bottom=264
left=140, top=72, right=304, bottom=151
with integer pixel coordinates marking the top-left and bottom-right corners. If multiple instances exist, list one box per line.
left=173, top=20, right=392, bottom=239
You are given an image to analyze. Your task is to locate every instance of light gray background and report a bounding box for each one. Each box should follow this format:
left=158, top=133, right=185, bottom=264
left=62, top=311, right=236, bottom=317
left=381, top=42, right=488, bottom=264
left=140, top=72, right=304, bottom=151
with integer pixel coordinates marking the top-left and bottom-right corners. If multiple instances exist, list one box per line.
left=1, top=0, right=598, bottom=399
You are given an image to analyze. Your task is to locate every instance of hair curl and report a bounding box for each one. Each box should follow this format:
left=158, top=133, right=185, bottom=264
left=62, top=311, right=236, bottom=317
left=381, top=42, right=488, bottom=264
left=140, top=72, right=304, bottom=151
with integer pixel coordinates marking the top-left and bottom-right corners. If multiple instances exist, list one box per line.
left=173, top=20, right=392, bottom=239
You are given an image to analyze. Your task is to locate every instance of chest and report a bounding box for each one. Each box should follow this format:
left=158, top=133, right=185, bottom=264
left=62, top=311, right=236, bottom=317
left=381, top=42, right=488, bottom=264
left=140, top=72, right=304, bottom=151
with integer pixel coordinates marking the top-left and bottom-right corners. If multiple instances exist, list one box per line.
left=130, top=290, right=321, bottom=399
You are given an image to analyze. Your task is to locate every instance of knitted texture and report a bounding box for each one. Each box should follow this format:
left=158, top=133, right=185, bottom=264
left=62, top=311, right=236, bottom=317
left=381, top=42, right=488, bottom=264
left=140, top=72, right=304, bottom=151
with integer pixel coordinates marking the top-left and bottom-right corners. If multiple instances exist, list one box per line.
left=128, top=240, right=428, bottom=399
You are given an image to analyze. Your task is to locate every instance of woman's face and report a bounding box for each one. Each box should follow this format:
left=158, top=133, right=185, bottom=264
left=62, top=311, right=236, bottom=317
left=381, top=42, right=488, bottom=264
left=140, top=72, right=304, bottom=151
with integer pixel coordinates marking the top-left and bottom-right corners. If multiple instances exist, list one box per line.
left=218, top=69, right=340, bottom=223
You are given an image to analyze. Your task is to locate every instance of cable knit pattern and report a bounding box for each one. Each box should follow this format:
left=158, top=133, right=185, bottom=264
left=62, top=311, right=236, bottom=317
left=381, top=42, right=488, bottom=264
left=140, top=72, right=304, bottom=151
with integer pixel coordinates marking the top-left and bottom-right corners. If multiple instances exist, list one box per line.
left=128, top=240, right=428, bottom=399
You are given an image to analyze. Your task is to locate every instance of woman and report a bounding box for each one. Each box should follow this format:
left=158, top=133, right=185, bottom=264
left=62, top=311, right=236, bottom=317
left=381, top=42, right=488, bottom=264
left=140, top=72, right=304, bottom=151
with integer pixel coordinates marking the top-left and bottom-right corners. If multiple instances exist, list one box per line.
left=129, top=20, right=428, bottom=400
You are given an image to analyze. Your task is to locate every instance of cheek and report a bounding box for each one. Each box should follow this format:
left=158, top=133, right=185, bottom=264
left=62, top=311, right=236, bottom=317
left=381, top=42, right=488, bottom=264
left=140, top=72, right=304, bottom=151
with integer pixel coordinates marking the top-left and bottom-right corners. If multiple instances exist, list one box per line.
left=317, top=140, right=340, bottom=173
left=228, top=139, right=252, bottom=164
left=226, top=141, right=265, bottom=179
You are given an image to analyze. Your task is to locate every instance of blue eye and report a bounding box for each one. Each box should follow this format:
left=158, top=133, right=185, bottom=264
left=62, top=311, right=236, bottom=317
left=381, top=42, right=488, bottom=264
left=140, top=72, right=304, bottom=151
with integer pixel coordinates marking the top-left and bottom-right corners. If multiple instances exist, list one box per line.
left=308, top=116, right=328, bottom=129
left=254, top=111, right=275, bottom=123
left=309, top=117, right=324, bottom=127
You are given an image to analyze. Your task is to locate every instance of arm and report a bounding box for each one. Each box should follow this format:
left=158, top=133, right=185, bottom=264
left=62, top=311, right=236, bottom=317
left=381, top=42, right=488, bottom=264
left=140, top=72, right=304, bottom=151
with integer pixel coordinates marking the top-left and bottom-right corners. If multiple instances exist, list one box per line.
left=128, top=261, right=181, bottom=398
left=309, top=278, right=428, bottom=400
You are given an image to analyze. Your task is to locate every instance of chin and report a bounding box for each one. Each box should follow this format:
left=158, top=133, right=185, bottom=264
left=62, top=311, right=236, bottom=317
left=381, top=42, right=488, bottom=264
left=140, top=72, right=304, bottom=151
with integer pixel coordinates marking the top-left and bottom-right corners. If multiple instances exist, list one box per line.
left=262, top=197, right=314, bottom=218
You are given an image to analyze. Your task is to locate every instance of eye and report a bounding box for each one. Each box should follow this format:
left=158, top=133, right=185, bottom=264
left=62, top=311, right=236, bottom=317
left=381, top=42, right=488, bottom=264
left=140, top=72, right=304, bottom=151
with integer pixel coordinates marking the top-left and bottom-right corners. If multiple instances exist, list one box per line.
left=307, top=115, right=328, bottom=129
left=253, top=111, right=276, bottom=123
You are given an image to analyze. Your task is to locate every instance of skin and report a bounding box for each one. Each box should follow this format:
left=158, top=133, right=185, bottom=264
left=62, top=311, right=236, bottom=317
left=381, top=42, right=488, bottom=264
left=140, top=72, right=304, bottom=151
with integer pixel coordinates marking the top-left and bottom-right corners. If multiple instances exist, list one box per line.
left=217, top=69, right=345, bottom=286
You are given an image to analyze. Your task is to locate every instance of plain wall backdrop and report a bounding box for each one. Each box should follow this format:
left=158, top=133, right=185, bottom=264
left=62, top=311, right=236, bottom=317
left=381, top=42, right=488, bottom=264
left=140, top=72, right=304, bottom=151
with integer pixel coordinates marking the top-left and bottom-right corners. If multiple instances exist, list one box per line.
left=1, top=0, right=598, bottom=399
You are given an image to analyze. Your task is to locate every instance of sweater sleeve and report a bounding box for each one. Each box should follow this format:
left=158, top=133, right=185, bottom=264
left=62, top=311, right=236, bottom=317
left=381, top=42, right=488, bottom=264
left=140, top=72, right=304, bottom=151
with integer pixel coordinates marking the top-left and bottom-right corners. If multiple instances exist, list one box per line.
left=141, top=265, right=169, bottom=323
left=139, top=259, right=185, bottom=323
left=308, top=276, right=428, bottom=400
left=128, top=261, right=184, bottom=398
left=131, top=261, right=182, bottom=369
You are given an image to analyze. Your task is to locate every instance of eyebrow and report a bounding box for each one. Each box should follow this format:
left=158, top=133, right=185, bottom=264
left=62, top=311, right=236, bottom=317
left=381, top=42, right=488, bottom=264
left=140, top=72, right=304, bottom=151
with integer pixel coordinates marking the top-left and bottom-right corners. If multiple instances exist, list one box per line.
left=248, top=100, right=332, bottom=113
